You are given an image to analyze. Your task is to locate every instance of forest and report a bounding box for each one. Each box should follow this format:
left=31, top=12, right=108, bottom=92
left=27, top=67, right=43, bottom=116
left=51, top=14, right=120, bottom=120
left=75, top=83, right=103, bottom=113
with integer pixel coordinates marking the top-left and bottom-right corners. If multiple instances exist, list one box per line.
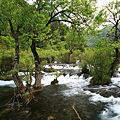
left=0, top=0, right=120, bottom=115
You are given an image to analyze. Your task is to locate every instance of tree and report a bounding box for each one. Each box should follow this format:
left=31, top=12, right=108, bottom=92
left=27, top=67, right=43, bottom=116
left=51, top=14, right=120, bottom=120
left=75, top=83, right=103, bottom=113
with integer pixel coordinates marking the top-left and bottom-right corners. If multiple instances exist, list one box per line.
left=0, top=0, right=38, bottom=103
left=26, top=0, right=97, bottom=88
left=64, top=28, right=86, bottom=63
left=0, top=0, right=30, bottom=93
left=90, top=38, right=114, bottom=85
left=104, top=0, right=120, bottom=77
left=24, top=0, right=52, bottom=90
left=46, top=0, right=97, bottom=63
left=0, top=0, right=98, bottom=103
left=87, top=0, right=120, bottom=85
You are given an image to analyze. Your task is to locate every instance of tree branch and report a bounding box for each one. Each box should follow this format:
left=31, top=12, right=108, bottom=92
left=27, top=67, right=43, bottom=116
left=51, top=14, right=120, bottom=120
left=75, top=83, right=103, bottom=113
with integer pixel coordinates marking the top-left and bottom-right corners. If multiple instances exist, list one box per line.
left=107, top=20, right=115, bottom=25
left=72, top=103, right=82, bottom=120
left=46, top=10, right=68, bottom=26
left=8, top=20, right=15, bottom=37
left=106, top=7, right=117, bottom=22
left=47, top=19, right=73, bottom=25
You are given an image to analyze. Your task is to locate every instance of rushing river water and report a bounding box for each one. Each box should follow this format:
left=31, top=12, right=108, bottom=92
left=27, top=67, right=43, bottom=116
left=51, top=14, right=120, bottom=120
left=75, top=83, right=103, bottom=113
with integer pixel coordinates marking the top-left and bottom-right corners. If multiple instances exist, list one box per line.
left=0, top=64, right=120, bottom=120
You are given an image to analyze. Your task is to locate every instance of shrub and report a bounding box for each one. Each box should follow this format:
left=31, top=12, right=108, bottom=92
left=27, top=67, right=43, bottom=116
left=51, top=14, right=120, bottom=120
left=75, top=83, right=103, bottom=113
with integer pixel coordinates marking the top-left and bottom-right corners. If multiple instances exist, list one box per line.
left=0, top=56, right=14, bottom=74
left=89, top=39, right=114, bottom=85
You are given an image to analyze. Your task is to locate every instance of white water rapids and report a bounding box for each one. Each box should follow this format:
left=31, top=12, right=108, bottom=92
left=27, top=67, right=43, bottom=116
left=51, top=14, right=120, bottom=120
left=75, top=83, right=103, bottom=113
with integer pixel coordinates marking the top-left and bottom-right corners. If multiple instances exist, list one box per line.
left=0, top=64, right=120, bottom=120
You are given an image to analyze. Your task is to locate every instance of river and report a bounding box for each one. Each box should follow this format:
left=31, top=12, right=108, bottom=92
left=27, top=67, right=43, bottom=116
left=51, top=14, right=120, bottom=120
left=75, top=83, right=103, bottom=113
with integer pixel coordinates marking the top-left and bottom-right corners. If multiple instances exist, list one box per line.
left=0, top=63, right=120, bottom=120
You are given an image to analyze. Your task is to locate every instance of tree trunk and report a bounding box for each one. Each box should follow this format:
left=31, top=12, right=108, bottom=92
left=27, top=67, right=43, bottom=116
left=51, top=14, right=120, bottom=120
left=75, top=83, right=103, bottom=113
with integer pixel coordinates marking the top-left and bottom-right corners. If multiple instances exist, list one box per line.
left=12, top=37, right=25, bottom=93
left=110, top=21, right=120, bottom=77
left=31, top=39, right=42, bottom=91
left=9, top=20, right=25, bottom=93
left=9, top=21, right=34, bottom=104
left=12, top=37, right=35, bottom=104
left=68, top=49, right=73, bottom=63
left=110, top=48, right=120, bottom=77
left=34, top=63, right=42, bottom=89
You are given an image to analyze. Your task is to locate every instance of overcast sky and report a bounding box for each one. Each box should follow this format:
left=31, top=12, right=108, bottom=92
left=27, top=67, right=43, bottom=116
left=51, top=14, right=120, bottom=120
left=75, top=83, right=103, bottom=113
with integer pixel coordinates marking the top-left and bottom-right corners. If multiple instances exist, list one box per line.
left=97, top=0, right=112, bottom=6
left=97, top=0, right=115, bottom=9
left=27, top=0, right=114, bottom=6
left=27, top=0, right=116, bottom=12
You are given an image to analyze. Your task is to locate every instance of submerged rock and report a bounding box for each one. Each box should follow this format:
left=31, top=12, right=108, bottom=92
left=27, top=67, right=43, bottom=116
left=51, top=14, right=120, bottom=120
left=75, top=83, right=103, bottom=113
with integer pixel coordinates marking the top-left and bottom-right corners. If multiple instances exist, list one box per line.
left=51, top=78, right=59, bottom=85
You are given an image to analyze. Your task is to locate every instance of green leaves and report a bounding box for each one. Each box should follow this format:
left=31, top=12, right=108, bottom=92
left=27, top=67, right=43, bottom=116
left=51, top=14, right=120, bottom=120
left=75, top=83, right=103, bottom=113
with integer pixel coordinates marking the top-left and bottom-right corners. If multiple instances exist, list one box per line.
left=65, top=27, right=86, bottom=52
left=95, top=9, right=106, bottom=24
left=0, top=36, right=14, bottom=49
left=89, top=38, right=114, bottom=84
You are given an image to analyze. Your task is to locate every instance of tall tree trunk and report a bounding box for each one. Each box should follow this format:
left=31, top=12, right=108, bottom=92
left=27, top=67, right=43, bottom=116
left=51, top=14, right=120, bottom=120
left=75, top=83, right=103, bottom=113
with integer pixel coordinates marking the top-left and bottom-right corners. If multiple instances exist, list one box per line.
left=30, top=39, right=42, bottom=90
left=12, top=37, right=34, bottom=104
left=110, top=21, right=120, bottom=77
left=9, top=20, right=25, bottom=92
left=9, top=21, right=33, bottom=104
left=12, top=37, right=25, bottom=93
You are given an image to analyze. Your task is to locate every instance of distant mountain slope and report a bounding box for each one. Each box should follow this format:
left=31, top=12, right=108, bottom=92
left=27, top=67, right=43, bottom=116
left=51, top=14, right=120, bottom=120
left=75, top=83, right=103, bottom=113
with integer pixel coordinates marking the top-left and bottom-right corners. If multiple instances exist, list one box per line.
left=88, top=25, right=120, bottom=47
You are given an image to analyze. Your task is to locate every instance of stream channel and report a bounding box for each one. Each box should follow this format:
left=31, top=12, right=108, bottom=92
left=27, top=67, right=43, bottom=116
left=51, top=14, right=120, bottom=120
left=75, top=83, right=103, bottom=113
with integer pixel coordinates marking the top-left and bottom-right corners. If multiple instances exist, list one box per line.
left=0, top=63, right=120, bottom=120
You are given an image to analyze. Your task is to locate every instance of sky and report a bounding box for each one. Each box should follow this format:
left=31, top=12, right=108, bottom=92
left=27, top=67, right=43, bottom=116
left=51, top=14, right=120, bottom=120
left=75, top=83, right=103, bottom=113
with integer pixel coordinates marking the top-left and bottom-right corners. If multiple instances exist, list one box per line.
left=97, top=0, right=115, bottom=9
left=27, top=0, right=114, bottom=7
left=97, top=0, right=112, bottom=6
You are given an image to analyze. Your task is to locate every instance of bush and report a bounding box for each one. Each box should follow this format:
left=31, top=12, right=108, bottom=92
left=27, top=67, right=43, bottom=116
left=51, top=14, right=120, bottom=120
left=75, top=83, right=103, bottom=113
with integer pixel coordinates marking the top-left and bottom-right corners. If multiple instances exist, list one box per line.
left=0, top=56, right=14, bottom=74
left=89, top=39, right=114, bottom=85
